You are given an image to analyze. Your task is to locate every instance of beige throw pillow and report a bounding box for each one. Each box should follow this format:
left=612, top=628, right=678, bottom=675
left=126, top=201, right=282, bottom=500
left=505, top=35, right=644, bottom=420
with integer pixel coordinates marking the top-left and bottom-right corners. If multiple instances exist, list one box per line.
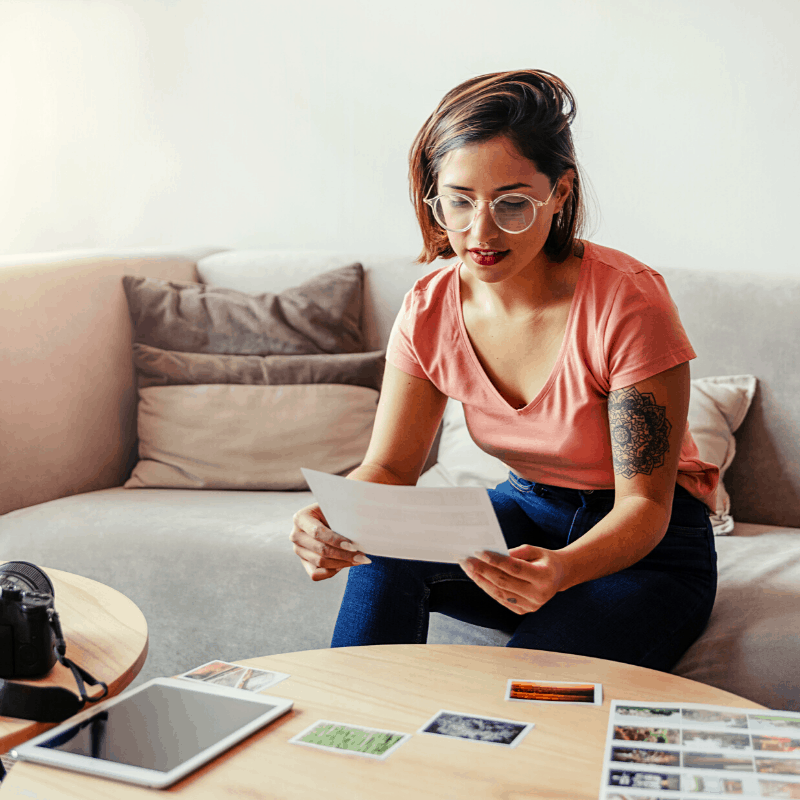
left=122, top=264, right=382, bottom=490
left=126, top=384, right=378, bottom=491
left=688, top=374, right=757, bottom=533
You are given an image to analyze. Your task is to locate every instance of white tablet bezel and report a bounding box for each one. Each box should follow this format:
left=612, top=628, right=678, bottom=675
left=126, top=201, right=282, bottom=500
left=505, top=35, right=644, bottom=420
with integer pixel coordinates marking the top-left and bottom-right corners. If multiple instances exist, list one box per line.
left=10, top=676, right=293, bottom=789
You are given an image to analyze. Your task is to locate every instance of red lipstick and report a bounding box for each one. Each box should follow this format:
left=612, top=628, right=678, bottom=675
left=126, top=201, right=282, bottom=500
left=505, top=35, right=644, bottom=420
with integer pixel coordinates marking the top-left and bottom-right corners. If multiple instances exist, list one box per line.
left=469, top=249, right=508, bottom=266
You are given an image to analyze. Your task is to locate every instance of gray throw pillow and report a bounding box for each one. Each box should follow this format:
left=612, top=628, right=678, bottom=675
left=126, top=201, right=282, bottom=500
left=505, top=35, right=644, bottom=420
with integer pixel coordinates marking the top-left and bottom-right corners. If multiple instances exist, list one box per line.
left=122, top=263, right=365, bottom=355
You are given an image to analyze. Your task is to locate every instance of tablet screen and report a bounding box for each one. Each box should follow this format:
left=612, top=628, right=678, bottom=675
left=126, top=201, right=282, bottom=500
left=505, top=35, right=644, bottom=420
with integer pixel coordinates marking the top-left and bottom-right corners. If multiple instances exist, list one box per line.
left=38, top=683, right=276, bottom=772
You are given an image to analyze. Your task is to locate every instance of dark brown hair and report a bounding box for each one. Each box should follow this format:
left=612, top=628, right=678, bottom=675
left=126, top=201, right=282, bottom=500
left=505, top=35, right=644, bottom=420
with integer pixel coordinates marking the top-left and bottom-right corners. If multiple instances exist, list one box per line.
left=409, top=69, right=586, bottom=264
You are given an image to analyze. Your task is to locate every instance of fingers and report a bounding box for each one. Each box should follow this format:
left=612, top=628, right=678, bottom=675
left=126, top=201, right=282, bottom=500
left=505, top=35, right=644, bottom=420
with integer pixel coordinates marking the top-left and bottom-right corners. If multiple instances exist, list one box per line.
left=458, top=549, right=555, bottom=615
left=290, top=504, right=372, bottom=581
left=459, top=557, right=535, bottom=614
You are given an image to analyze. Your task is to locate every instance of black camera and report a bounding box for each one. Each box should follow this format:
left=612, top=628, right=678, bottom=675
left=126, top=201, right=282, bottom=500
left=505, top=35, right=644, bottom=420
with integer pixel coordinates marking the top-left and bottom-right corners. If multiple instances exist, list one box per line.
left=0, top=561, right=58, bottom=679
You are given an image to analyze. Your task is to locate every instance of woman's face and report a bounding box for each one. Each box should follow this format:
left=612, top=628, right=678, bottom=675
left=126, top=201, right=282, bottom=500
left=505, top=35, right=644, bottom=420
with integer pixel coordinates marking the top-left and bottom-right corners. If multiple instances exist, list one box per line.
left=435, top=135, right=570, bottom=285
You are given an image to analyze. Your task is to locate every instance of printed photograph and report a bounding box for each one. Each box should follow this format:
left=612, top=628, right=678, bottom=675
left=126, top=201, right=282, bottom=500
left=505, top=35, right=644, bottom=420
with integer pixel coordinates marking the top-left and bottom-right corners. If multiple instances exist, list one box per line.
left=759, top=778, right=800, bottom=798
left=605, top=795, right=668, bottom=800
left=235, top=667, right=289, bottom=692
left=616, top=706, right=682, bottom=722
left=419, top=710, right=533, bottom=747
left=680, top=774, right=744, bottom=794
left=682, top=751, right=754, bottom=771
left=507, top=679, right=600, bottom=705
left=608, top=770, right=680, bottom=791
left=754, top=736, right=800, bottom=753
left=178, top=660, right=289, bottom=692
left=614, top=725, right=680, bottom=744
left=681, top=709, right=748, bottom=728
left=681, top=730, right=752, bottom=751
left=206, top=667, right=246, bottom=687
left=611, top=747, right=680, bottom=767
left=289, top=720, right=410, bottom=761
left=756, top=758, right=800, bottom=776
left=751, top=715, right=800, bottom=733
left=180, top=660, right=240, bottom=681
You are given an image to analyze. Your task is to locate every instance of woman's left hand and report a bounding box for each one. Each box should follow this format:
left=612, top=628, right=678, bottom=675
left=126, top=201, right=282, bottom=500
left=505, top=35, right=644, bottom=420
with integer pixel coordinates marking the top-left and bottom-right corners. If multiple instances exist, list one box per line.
left=458, top=545, right=567, bottom=615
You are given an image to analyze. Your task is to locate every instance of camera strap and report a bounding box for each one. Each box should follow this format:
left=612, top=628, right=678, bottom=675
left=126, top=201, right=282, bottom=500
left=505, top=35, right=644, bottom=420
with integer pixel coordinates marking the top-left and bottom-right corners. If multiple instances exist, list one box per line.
left=0, top=610, right=108, bottom=723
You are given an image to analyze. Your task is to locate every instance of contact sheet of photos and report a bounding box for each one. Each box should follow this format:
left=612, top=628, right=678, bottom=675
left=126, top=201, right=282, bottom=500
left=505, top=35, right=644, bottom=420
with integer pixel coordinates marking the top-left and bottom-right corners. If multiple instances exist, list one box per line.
left=600, top=700, right=800, bottom=800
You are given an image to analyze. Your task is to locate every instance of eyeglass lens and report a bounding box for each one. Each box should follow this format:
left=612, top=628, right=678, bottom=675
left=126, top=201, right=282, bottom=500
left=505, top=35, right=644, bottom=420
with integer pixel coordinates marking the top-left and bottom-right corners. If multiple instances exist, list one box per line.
left=432, top=195, right=536, bottom=233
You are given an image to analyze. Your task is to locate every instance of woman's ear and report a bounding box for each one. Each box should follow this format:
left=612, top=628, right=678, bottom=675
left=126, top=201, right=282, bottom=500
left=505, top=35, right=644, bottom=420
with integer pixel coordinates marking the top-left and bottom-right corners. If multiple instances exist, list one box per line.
left=556, top=170, right=576, bottom=213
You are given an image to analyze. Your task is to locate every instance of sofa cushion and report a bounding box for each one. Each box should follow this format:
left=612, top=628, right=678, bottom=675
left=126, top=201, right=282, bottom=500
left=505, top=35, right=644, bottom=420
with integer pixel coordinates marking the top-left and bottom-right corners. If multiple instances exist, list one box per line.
left=4, top=488, right=799, bottom=710
left=419, top=375, right=758, bottom=535
left=671, top=526, right=800, bottom=711
left=0, top=488, right=345, bottom=686
left=121, top=265, right=382, bottom=491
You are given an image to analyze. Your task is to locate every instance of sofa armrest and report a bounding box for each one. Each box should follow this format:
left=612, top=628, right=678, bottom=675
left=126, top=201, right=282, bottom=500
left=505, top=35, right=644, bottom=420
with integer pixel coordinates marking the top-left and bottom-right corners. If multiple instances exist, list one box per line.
left=0, top=252, right=207, bottom=515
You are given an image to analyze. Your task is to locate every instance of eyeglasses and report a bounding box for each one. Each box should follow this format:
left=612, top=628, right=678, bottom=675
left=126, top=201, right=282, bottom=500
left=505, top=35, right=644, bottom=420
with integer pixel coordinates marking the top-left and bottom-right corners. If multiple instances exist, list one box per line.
left=424, top=184, right=557, bottom=234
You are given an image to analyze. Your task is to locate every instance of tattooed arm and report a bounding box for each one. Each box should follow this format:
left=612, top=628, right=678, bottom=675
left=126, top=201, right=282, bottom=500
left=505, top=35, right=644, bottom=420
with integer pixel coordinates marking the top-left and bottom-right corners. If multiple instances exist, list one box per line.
left=553, top=361, right=691, bottom=592
left=461, top=362, right=691, bottom=615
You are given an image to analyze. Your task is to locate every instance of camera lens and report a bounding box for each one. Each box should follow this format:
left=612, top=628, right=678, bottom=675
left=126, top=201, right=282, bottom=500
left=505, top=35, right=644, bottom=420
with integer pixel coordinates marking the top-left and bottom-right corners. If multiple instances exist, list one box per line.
left=0, top=562, right=54, bottom=596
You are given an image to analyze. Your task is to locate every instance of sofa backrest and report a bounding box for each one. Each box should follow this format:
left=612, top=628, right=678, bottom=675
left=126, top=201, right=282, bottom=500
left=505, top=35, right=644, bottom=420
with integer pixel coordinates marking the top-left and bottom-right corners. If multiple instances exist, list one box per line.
left=194, top=250, right=444, bottom=352
left=0, top=248, right=216, bottom=515
left=197, top=251, right=800, bottom=527
left=2, top=248, right=798, bottom=528
left=660, top=267, right=800, bottom=528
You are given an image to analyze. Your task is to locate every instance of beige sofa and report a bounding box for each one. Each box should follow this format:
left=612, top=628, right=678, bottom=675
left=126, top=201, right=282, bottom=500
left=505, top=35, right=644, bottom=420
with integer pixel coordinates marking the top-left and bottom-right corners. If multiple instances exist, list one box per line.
left=1, top=247, right=800, bottom=712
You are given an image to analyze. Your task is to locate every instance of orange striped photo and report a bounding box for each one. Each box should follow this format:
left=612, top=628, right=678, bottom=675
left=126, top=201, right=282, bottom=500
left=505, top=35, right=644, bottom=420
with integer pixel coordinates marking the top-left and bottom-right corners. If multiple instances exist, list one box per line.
left=506, top=679, right=602, bottom=705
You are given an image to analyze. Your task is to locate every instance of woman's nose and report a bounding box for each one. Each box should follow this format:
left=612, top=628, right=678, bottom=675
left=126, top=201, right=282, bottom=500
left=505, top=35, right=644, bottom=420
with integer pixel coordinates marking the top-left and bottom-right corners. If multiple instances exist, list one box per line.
left=471, top=201, right=500, bottom=240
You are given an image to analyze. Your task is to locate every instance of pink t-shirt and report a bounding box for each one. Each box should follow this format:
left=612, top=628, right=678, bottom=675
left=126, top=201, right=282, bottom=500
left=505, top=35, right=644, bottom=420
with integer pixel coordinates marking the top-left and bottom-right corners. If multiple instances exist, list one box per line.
left=386, top=241, right=719, bottom=509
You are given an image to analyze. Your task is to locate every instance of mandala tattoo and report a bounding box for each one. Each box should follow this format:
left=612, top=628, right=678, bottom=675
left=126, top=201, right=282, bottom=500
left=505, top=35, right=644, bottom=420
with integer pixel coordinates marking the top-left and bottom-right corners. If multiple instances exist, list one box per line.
left=608, top=387, right=671, bottom=478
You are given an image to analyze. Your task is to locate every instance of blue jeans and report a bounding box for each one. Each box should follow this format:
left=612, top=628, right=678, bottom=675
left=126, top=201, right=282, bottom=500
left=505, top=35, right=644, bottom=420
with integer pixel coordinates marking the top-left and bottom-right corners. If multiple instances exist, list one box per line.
left=331, top=474, right=718, bottom=671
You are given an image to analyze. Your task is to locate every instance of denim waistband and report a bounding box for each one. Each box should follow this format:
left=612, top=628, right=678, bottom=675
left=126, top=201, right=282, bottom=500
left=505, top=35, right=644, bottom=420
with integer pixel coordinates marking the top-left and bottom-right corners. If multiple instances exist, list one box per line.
left=506, top=471, right=695, bottom=506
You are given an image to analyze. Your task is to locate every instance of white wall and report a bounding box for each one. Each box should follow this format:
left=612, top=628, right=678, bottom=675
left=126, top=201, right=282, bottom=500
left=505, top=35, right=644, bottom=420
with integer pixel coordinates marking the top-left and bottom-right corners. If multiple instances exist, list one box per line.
left=1, top=0, right=798, bottom=274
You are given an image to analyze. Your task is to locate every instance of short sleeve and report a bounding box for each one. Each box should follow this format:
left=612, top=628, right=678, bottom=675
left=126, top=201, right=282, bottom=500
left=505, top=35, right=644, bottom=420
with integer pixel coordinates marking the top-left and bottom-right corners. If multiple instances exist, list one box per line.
left=603, top=269, right=696, bottom=391
left=385, top=288, right=429, bottom=380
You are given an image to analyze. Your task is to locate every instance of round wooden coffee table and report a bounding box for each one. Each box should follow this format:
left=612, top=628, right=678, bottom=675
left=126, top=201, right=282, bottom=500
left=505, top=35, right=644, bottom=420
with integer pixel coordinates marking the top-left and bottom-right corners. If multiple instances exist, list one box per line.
left=0, top=644, right=763, bottom=799
left=0, top=566, right=149, bottom=754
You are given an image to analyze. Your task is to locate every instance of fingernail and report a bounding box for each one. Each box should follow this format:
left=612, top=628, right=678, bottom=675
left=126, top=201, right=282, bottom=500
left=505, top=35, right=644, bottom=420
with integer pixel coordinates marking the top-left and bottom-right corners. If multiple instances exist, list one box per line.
left=340, top=541, right=358, bottom=552
left=353, top=554, right=372, bottom=565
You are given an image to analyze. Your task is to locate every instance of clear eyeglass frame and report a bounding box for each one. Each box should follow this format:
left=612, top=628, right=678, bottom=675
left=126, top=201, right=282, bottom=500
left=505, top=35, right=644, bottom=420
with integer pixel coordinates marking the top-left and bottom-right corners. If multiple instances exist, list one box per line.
left=423, top=183, right=558, bottom=234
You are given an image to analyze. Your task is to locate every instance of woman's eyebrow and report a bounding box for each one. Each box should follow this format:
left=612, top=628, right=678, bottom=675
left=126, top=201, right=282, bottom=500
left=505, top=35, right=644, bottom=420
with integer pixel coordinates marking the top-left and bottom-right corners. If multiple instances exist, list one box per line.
left=442, top=182, right=533, bottom=192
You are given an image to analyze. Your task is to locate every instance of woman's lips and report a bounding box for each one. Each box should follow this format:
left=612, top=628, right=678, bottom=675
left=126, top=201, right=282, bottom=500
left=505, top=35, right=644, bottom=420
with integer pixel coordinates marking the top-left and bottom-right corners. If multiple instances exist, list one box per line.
left=469, top=249, right=508, bottom=266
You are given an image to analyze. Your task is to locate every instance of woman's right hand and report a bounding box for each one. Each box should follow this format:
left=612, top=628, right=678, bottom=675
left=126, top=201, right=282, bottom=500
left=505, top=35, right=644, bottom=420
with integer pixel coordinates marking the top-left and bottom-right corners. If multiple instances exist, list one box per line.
left=290, top=502, right=372, bottom=581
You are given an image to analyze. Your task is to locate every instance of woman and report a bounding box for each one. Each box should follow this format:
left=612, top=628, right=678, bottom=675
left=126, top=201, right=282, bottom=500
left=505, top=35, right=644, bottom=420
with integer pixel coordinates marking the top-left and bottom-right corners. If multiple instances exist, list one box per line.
left=290, top=69, right=719, bottom=671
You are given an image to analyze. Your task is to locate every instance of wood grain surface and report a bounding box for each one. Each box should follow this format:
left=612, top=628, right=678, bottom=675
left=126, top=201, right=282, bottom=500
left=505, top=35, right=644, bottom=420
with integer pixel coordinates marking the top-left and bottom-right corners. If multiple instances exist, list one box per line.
left=0, top=566, right=149, bottom=752
left=0, top=644, right=764, bottom=799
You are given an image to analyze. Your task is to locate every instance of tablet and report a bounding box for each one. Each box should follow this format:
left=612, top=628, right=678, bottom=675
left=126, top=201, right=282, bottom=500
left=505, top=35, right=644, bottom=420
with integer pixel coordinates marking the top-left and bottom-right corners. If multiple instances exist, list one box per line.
left=10, top=677, right=293, bottom=788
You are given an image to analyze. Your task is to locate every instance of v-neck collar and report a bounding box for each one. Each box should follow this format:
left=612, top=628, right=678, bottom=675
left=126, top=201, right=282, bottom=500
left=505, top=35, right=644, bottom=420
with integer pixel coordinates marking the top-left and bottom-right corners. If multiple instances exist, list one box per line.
left=453, top=246, right=588, bottom=415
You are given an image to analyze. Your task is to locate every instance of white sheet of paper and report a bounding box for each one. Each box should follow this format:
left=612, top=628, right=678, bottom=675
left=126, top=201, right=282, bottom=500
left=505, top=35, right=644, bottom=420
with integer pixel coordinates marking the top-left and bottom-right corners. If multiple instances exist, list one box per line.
left=301, top=468, right=509, bottom=563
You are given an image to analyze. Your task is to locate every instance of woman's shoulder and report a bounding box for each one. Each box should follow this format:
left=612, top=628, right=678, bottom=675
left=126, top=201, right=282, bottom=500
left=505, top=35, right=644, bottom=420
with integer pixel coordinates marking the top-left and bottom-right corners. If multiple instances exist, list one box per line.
left=582, top=241, right=659, bottom=279
left=580, top=242, right=679, bottom=325
left=404, top=259, right=460, bottom=310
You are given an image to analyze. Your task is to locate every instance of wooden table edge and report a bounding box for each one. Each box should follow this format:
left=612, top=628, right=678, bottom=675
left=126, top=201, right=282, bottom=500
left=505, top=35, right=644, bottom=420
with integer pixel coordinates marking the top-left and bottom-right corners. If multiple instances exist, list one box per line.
left=0, top=568, right=149, bottom=753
